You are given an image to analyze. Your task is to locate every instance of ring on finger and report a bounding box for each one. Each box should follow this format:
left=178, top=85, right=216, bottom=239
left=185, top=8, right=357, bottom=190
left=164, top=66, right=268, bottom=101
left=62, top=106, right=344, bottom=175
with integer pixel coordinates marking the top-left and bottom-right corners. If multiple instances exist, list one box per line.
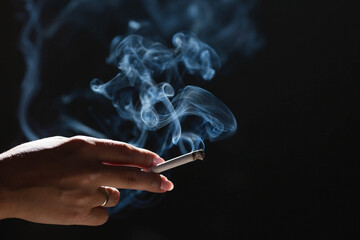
left=100, top=188, right=110, bottom=207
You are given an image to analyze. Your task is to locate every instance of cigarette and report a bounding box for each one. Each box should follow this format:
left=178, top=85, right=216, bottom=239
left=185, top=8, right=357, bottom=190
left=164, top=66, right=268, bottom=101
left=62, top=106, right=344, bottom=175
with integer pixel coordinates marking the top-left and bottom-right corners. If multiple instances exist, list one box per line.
left=150, top=149, right=205, bottom=173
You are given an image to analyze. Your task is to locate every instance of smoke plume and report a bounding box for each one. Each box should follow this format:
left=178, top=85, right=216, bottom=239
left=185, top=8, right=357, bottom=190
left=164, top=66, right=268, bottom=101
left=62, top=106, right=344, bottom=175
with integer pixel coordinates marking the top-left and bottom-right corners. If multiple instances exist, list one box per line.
left=16, top=0, right=262, bottom=213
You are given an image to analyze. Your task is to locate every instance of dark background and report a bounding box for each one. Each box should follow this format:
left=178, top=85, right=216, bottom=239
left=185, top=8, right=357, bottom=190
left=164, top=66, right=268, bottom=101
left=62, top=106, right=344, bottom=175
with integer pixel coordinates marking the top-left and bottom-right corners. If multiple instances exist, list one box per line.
left=1, top=0, right=359, bottom=239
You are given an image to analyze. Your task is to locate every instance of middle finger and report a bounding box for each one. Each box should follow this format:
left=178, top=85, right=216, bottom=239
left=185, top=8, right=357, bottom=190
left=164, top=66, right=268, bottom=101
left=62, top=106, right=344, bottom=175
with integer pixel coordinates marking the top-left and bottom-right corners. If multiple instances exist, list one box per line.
left=95, top=165, right=174, bottom=193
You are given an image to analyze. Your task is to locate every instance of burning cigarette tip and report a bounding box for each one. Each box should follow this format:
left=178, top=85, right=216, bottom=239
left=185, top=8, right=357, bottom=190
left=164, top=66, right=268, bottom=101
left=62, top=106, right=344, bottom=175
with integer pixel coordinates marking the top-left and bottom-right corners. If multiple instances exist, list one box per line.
left=192, top=149, right=205, bottom=160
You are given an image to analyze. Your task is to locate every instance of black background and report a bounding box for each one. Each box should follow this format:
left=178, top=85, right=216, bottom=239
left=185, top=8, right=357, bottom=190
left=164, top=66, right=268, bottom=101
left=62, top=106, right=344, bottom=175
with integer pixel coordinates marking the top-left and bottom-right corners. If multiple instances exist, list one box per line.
left=1, top=0, right=360, bottom=239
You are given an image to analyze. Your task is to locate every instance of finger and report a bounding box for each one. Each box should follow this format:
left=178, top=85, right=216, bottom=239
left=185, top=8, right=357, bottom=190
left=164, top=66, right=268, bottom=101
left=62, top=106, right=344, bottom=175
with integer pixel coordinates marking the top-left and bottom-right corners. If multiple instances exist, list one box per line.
left=86, top=207, right=109, bottom=226
left=97, top=165, right=174, bottom=193
left=70, top=136, right=164, bottom=169
left=97, top=186, right=120, bottom=208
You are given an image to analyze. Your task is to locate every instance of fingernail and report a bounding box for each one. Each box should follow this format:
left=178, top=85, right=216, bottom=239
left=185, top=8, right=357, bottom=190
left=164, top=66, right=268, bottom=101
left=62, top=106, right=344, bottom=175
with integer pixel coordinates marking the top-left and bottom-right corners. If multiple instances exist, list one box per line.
left=153, top=156, right=164, bottom=166
left=160, top=176, right=174, bottom=191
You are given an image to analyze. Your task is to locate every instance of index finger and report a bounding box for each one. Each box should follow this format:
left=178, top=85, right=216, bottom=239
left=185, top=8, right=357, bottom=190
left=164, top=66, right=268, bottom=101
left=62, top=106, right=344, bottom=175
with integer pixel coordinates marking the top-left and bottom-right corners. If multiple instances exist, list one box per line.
left=69, top=136, right=164, bottom=169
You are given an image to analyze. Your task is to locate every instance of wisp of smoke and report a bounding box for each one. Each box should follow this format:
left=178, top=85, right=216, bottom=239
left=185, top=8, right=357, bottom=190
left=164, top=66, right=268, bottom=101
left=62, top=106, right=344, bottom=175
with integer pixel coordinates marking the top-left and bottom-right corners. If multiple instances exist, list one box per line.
left=141, top=0, right=263, bottom=60
left=90, top=32, right=236, bottom=155
left=16, top=0, right=262, bottom=213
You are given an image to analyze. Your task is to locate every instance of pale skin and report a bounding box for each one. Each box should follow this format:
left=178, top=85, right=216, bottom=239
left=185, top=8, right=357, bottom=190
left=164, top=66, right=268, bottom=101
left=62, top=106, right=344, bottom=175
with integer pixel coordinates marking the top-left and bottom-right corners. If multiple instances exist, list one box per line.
left=0, top=136, right=173, bottom=226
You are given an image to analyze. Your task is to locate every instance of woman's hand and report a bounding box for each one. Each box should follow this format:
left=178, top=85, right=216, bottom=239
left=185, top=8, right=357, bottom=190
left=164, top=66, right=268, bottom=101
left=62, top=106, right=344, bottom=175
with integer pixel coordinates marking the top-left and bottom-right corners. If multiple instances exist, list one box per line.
left=0, top=136, right=173, bottom=226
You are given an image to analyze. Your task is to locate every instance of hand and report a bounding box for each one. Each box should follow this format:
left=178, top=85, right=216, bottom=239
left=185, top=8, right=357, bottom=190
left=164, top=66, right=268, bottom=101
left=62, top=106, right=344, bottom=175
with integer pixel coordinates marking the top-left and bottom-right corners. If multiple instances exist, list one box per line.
left=0, top=136, right=173, bottom=225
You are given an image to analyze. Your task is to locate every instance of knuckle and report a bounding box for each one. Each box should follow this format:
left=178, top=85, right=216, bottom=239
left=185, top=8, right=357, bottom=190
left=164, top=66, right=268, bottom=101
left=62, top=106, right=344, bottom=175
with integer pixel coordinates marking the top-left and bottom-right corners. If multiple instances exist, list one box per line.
left=136, top=148, right=155, bottom=167
left=117, top=143, right=133, bottom=157
left=65, top=163, right=100, bottom=187
left=154, top=174, right=163, bottom=190
left=143, top=152, right=153, bottom=167
left=61, top=136, right=94, bottom=152
left=78, top=167, right=101, bottom=186
left=67, top=209, right=86, bottom=224
left=52, top=136, right=67, bottom=140
left=60, top=190, right=93, bottom=207
left=73, top=194, right=91, bottom=207
left=124, top=169, right=141, bottom=186
left=68, top=136, right=88, bottom=146
left=58, top=163, right=101, bottom=188
left=119, top=144, right=153, bottom=166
